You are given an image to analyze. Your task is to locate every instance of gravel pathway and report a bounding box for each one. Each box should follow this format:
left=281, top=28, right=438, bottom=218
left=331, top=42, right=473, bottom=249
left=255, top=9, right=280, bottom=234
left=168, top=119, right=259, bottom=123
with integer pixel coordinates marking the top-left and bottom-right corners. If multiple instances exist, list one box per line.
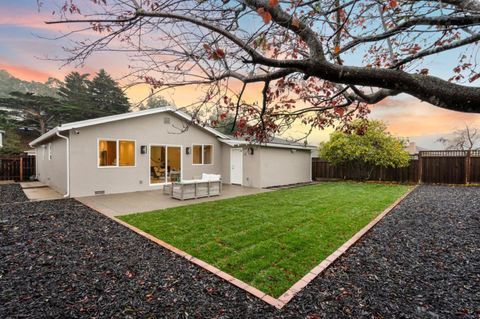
left=1, top=184, right=479, bottom=318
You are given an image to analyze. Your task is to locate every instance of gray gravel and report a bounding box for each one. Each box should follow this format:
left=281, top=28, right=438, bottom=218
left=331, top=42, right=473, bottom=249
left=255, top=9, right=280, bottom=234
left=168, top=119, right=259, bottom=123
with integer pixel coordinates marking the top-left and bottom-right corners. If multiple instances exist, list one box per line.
left=1, top=184, right=479, bottom=318
left=0, top=183, right=28, bottom=204
left=281, top=185, right=480, bottom=318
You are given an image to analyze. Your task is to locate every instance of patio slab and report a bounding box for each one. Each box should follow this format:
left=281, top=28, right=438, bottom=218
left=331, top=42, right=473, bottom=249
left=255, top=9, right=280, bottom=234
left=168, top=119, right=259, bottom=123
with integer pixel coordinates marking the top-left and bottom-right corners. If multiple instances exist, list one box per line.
left=19, top=181, right=64, bottom=201
left=22, top=186, right=64, bottom=201
left=20, top=181, right=47, bottom=189
left=76, top=184, right=271, bottom=217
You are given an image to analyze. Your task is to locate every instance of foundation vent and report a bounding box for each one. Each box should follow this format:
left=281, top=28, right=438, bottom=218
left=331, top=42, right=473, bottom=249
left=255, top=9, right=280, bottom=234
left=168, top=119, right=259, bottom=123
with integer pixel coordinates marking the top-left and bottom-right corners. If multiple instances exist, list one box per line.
left=94, top=190, right=105, bottom=195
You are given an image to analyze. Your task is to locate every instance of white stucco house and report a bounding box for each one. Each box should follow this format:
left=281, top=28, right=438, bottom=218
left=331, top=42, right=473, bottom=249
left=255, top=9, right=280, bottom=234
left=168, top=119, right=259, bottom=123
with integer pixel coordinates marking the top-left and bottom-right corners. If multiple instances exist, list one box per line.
left=29, top=107, right=315, bottom=197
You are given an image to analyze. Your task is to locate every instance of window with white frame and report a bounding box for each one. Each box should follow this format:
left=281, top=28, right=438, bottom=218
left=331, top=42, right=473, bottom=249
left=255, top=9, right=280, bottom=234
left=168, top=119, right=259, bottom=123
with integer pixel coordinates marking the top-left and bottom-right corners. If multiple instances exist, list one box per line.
left=98, top=139, right=135, bottom=167
left=119, top=140, right=135, bottom=166
left=192, top=144, right=213, bottom=165
left=48, top=143, right=52, bottom=160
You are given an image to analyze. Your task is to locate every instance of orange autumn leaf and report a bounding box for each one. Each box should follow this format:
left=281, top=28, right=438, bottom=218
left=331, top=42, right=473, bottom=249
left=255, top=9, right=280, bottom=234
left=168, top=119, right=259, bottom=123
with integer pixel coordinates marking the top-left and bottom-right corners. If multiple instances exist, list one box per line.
left=291, top=17, right=300, bottom=28
left=269, top=0, right=279, bottom=6
left=389, top=0, right=398, bottom=8
left=334, top=107, right=345, bottom=116
left=257, top=7, right=272, bottom=24
left=334, top=45, right=341, bottom=55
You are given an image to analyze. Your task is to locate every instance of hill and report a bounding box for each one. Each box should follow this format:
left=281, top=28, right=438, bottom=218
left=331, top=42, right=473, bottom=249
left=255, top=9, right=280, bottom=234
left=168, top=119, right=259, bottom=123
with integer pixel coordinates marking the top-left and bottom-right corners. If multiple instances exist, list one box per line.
left=0, top=70, right=59, bottom=97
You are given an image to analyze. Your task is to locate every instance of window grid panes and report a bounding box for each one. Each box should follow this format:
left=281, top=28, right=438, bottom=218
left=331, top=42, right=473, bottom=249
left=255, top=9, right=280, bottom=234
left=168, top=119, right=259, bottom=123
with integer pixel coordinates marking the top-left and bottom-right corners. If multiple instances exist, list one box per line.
left=192, top=144, right=213, bottom=165
left=98, top=139, right=136, bottom=167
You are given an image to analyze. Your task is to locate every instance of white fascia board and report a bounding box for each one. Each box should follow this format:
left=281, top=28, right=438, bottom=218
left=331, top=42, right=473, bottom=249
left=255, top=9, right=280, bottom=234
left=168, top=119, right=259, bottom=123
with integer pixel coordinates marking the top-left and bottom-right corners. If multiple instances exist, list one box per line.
left=29, top=127, right=59, bottom=147
left=58, top=107, right=174, bottom=131
left=172, top=108, right=229, bottom=139
left=218, top=138, right=316, bottom=151
left=29, top=107, right=228, bottom=147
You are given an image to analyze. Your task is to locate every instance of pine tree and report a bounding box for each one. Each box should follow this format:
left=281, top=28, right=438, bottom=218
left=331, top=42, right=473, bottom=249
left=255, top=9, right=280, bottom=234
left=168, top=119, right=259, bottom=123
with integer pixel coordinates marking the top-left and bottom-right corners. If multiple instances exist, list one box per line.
left=210, top=113, right=237, bottom=135
left=58, top=72, right=92, bottom=121
left=138, top=95, right=170, bottom=110
left=89, top=69, right=130, bottom=116
left=0, top=112, right=22, bottom=154
left=0, top=129, right=22, bottom=155
left=0, top=92, right=68, bottom=134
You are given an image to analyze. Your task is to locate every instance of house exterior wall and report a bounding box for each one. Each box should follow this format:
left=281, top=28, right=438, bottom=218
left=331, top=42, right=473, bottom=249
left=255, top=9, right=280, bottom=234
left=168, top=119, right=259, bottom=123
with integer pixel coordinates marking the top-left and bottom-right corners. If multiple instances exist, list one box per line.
left=32, top=110, right=313, bottom=197
left=238, top=145, right=311, bottom=188
left=68, top=112, right=223, bottom=197
left=220, top=145, right=231, bottom=184
left=35, top=136, right=68, bottom=194
left=242, top=146, right=262, bottom=188
left=258, top=147, right=312, bottom=188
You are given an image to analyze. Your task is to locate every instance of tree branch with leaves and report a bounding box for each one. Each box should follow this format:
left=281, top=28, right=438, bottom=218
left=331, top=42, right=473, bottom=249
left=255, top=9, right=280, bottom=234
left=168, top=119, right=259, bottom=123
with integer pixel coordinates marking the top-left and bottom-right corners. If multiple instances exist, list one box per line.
left=39, top=0, right=480, bottom=140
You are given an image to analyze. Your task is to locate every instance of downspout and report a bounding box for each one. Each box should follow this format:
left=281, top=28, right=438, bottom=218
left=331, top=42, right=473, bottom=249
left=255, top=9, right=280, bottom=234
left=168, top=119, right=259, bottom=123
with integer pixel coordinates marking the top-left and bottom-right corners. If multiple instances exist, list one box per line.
left=56, top=131, right=70, bottom=198
left=32, top=145, right=38, bottom=180
left=309, top=149, right=313, bottom=182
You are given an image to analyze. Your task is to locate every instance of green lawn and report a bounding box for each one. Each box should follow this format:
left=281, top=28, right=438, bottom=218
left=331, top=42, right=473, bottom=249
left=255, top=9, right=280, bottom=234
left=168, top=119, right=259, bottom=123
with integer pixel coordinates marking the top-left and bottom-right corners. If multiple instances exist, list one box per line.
left=119, top=182, right=410, bottom=297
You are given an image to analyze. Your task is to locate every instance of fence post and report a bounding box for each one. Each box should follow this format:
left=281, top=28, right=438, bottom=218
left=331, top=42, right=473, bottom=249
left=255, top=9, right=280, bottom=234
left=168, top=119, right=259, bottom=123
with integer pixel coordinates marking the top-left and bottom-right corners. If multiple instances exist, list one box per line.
left=312, top=158, right=316, bottom=180
left=19, top=156, right=23, bottom=182
left=418, top=152, right=423, bottom=184
left=465, top=150, right=471, bottom=185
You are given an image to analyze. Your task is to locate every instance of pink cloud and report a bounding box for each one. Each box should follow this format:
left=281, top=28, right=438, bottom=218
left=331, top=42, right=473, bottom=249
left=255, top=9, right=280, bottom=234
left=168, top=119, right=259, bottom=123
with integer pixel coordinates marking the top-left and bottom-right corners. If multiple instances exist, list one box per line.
left=370, top=96, right=480, bottom=137
left=0, top=8, right=101, bottom=35
left=0, top=63, right=53, bottom=82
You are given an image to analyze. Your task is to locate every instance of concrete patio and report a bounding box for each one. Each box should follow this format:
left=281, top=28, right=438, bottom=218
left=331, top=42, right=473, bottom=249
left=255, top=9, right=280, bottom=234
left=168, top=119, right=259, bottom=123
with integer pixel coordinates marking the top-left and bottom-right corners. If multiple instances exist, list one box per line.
left=20, top=181, right=64, bottom=201
left=76, top=184, right=271, bottom=217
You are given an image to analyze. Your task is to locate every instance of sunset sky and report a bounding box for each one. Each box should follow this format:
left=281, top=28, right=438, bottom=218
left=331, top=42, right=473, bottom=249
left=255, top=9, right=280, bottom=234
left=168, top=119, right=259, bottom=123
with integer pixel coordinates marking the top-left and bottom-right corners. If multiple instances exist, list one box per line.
left=1, top=0, right=479, bottom=148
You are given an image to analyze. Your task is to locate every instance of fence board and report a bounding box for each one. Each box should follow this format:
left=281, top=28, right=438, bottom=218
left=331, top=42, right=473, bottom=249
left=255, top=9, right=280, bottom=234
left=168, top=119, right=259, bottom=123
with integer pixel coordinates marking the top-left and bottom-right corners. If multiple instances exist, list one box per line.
left=311, top=158, right=419, bottom=183
left=312, top=150, right=480, bottom=185
left=0, top=155, right=36, bottom=182
left=470, top=157, right=480, bottom=183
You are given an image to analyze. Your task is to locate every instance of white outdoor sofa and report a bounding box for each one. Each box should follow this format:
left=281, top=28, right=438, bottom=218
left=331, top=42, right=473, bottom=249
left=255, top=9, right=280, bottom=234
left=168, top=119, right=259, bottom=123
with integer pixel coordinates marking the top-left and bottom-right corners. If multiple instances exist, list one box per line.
left=167, top=174, right=222, bottom=200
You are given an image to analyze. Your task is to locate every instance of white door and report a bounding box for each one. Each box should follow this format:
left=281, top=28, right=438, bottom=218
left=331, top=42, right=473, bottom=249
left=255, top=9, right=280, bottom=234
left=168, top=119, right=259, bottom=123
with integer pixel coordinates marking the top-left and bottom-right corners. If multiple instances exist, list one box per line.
left=230, top=148, right=243, bottom=185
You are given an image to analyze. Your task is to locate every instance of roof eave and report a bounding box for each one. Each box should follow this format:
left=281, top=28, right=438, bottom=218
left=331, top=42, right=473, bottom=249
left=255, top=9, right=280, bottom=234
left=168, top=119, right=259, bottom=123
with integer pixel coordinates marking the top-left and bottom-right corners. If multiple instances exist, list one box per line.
left=29, top=107, right=228, bottom=147
left=29, top=127, right=60, bottom=147
left=219, top=138, right=316, bottom=150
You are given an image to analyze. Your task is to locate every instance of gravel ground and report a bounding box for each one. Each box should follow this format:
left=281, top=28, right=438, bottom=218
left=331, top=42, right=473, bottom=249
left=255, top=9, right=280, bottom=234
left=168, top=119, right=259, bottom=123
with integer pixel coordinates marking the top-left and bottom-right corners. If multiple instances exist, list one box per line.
left=1, top=185, right=479, bottom=318
left=0, top=183, right=28, bottom=204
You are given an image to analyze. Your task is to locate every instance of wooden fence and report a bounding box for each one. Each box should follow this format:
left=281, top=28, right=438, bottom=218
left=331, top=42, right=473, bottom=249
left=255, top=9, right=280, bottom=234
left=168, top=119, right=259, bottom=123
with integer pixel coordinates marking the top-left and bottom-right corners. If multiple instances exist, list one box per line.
left=312, top=150, right=480, bottom=185
left=0, top=154, right=36, bottom=182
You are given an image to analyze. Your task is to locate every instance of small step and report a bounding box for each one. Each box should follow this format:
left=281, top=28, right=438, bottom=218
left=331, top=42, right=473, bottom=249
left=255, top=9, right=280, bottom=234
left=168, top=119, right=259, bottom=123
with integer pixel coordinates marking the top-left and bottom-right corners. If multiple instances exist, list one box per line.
left=23, top=187, right=64, bottom=201
left=20, top=181, right=48, bottom=189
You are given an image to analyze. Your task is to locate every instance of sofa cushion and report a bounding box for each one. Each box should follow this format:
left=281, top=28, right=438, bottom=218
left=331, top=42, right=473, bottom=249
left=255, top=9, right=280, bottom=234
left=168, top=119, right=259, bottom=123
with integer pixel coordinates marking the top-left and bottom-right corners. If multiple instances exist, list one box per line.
left=202, top=173, right=221, bottom=181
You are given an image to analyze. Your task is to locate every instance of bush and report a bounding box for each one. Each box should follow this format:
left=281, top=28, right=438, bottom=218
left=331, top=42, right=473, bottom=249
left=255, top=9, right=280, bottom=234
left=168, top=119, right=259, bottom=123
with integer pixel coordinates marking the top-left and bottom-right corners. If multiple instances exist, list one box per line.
left=320, top=119, right=410, bottom=180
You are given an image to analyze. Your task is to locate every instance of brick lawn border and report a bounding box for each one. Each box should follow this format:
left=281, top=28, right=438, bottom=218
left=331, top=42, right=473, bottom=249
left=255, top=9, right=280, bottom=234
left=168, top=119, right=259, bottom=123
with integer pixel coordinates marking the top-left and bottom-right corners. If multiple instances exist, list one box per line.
left=82, top=185, right=417, bottom=310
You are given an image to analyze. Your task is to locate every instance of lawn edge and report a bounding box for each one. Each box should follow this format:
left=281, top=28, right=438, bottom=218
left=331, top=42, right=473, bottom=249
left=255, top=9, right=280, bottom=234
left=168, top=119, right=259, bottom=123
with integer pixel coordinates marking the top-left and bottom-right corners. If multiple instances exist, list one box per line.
left=79, top=185, right=417, bottom=310
left=276, top=184, right=418, bottom=306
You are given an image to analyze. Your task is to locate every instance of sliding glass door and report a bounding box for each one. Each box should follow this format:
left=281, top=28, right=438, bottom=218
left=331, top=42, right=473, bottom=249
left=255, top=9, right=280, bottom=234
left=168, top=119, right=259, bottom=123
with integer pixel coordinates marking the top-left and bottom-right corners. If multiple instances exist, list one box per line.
left=150, top=145, right=181, bottom=185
